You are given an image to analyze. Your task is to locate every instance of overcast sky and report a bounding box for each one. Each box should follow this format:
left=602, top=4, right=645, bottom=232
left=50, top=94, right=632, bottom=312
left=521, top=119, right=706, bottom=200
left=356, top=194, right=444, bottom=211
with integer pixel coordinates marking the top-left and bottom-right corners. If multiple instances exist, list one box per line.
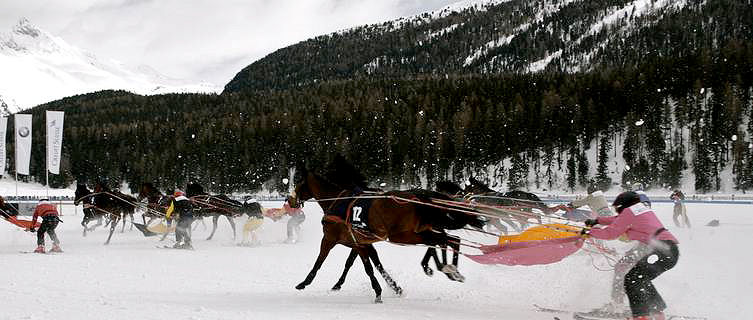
left=0, top=0, right=457, bottom=86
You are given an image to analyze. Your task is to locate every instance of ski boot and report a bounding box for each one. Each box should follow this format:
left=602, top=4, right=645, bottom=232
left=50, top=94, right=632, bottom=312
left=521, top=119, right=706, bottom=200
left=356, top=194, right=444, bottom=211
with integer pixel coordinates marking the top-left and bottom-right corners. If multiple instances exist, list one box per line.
left=33, top=245, right=45, bottom=253
left=51, top=244, right=63, bottom=253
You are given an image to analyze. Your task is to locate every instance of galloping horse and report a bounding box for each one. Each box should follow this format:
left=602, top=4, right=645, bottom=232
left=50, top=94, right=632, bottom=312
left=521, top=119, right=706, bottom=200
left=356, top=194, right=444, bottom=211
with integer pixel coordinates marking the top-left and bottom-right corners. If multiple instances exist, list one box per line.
left=74, top=183, right=137, bottom=244
left=137, top=182, right=170, bottom=225
left=186, top=183, right=242, bottom=240
left=289, top=163, right=483, bottom=303
left=464, top=177, right=548, bottom=233
left=74, top=183, right=104, bottom=236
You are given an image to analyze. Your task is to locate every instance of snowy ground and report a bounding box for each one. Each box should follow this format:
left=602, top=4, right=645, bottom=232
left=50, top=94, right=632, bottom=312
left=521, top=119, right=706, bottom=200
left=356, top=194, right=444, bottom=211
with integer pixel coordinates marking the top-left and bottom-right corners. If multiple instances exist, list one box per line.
left=0, top=201, right=748, bottom=320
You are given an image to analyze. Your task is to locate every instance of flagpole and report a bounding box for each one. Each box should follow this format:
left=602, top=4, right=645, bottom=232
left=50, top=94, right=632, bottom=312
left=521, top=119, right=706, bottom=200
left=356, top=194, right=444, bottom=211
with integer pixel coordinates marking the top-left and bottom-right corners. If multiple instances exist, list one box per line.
left=45, top=112, right=49, bottom=199
left=14, top=115, right=18, bottom=200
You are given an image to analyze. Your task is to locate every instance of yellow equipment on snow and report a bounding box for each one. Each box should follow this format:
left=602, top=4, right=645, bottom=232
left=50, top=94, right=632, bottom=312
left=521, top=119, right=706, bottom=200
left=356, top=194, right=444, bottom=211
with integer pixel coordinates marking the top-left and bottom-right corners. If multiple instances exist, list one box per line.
left=498, top=223, right=581, bottom=245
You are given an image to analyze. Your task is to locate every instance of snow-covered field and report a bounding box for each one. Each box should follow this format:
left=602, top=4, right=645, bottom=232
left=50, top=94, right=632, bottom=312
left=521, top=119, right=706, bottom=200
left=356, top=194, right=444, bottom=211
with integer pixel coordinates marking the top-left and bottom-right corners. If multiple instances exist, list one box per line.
left=0, top=201, right=748, bottom=320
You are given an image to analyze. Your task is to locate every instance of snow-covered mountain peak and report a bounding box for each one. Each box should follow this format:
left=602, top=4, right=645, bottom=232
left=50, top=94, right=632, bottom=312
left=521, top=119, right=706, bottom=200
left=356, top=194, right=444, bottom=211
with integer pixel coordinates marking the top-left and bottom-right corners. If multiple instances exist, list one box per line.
left=0, top=18, right=219, bottom=113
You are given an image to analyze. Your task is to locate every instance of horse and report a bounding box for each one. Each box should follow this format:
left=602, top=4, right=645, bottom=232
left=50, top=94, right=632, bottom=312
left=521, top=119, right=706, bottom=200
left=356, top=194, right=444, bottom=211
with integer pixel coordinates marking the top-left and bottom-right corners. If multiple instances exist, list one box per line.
left=137, top=183, right=171, bottom=225
left=464, top=177, right=548, bottom=233
left=74, top=183, right=105, bottom=236
left=94, top=182, right=138, bottom=233
left=75, top=183, right=137, bottom=244
left=185, top=183, right=243, bottom=240
left=289, top=163, right=484, bottom=303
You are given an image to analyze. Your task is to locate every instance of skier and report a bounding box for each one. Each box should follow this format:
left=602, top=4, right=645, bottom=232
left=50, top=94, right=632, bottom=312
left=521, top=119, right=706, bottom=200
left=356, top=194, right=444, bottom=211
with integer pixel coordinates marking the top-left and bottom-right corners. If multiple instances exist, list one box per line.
left=165, top=191, right=194, bottom=249
left=283, top=196, right=305, bottom=243
left=633, top=183, right=651, bottom=207
left=583, top=191, right=679, bottom=320
left=670, top=190, right=690, bottom=228
left=556, top=183, right=613, bottom=219
left=29, top=198, right=63, bottom=253
left=241, top=199, right=264, bottom=246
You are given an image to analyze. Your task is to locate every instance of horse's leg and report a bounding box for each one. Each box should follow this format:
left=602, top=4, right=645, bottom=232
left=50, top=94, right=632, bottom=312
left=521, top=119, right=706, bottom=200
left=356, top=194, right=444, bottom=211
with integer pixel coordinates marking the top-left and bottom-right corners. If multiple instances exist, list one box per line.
left=105, top=215, right=119, bottom=245
left=356, top=247, right=383, bottom=303
left=225, top=215, right=237, bottom=240
left=367, top=245, right=403, bottom=296
left=332, top=249, right=359, bottom=291
left=673, top=206, right=682, bottom=227
left=420, top=247, right=439, bottom=276
left=206, top=215, right=220, bottom=240
left=683, top=205, right=691, bottom=228
left=296, top=237, right=336, bottom=290
left=129, top=213, right=134, bottom=230
left=440, top=240, right=465, bottom=282
left=121, top=213, right=127, bottom=233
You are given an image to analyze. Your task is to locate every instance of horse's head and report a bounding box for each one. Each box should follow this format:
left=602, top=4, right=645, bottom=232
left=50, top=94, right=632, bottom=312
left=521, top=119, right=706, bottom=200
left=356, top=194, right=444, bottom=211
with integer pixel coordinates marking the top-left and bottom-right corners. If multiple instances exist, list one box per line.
left=289, top=173, right=313, bottom=209
left=465, top=177, right=496, bottom=195
left=138, top=183, right=154, bottom=202
left=74, top=184, right=92, bottom=205
left=186, top=183, right=206, bottom=198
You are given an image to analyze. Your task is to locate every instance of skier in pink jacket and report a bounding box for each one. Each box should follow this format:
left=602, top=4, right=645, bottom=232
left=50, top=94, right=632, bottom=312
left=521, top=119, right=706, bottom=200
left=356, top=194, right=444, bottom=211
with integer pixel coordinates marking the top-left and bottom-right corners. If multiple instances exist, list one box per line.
left=583, top=191, right=679, bottom=320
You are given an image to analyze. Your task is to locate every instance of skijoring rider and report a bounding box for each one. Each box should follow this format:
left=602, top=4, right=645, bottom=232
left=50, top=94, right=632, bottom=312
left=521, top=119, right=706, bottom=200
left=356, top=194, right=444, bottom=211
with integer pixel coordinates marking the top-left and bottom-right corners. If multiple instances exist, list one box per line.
left=30, top=199, right=63, bottom=253
left=166, top=191, right=194, bottom=249
left=582, top=191, right=679, bottom=320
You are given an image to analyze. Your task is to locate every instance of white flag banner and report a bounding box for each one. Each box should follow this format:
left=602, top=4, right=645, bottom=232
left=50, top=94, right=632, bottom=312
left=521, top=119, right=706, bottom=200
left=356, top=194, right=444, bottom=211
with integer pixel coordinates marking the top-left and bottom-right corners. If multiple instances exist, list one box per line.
left=0, top=117, right=7, bottom=175
left=15, top=114, right=32, bottom=175
left=46, top=111, right=64, bottom=174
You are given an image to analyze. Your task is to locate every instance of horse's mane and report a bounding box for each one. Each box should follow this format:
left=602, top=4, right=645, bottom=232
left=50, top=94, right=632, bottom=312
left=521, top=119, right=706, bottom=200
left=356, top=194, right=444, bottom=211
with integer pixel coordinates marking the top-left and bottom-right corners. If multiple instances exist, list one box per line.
left=322, top=155, right=370, bottom=190
left=436, top=181, right=465, bottom=196
left=186, top=183, right=208, bottom=197
left=467, top=177, right=494, bottom=193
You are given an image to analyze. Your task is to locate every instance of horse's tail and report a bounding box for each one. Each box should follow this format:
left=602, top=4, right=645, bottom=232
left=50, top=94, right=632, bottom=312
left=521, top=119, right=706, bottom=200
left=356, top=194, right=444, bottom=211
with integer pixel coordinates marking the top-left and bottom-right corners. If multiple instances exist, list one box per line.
left=407, top=189, right=485, bottom=231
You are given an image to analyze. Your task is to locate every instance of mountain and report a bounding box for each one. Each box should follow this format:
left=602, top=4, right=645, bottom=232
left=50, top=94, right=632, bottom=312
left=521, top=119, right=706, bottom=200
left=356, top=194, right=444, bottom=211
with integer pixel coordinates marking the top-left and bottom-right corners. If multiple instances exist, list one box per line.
left=0, top=18, right=219, bottom=113
left=225, top=0, right=752, bottom=93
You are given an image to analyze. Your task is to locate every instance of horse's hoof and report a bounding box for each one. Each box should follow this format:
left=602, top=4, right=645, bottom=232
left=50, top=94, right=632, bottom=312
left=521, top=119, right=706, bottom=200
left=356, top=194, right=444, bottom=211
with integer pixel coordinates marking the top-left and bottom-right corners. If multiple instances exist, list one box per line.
left=374, top=296, right=383, bottom=304
left=331, top=285, right=342, bottom=291
left=206, top=237, right=213, bottom=241
left=395, top=287, right=404, bottom=297
left=422, top=266, right=433, bottom=277
left=295, top=283, right=306, bottom=290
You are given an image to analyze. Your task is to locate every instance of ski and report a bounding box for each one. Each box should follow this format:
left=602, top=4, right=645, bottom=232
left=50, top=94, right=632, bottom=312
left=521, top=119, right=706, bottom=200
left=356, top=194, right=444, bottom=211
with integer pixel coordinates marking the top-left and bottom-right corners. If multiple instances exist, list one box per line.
left=534, top=304, right=572, bottom=314
left=155, top=245, right=194, bottom=250
left=536, top=305, right=705, bottom=320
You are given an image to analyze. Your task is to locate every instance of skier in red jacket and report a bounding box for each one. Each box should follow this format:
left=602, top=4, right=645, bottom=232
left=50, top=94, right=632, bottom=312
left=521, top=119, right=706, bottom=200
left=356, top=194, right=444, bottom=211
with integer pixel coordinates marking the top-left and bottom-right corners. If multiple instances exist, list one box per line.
left=29, top=199, right=62, bottom=253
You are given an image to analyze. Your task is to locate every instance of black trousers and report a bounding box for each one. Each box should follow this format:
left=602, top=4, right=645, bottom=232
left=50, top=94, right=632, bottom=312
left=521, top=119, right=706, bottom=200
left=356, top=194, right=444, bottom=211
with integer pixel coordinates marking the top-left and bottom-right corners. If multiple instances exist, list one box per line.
left=175, top=216, right=194, bottom=244
left=37, top=217, right=60, bottom=246
left=624, top=240, right=679, bottom=316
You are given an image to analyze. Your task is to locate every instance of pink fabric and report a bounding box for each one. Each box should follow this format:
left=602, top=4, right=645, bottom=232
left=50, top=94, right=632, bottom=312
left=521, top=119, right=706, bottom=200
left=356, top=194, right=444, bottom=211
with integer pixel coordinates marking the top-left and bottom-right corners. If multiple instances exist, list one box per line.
left=467, top=236, right=584, bottom=266
left=283, top=202, right=303, bottom=216
left=591, top=203, right=678, bottom=244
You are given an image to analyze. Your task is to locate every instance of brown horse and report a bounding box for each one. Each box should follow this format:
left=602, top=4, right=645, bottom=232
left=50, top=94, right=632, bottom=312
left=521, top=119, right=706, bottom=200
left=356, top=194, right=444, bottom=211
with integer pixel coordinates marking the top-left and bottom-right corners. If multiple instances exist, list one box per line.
left=289, top=166, right=483, bottom=303
left=137, top=183, right=171, bottom=224
left=75, top=183, right=137, bottom=245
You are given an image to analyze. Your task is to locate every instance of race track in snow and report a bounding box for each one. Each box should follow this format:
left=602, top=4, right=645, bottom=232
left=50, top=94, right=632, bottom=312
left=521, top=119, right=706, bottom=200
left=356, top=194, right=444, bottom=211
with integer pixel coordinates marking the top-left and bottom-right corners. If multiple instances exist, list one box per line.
left=0, top=201, right=748, bottom=320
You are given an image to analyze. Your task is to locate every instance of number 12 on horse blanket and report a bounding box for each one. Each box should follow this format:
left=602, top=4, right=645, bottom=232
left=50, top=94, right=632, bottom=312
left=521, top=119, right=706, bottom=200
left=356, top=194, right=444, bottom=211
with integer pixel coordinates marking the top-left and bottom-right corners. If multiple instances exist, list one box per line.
left=327, top=197, right=374, bottom=232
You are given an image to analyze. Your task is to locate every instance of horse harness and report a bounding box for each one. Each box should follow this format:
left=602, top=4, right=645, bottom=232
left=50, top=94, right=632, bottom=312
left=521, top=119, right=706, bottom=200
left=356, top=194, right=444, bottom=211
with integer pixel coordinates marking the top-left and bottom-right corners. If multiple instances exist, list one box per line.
left=321, top=191, right=385, bottom=245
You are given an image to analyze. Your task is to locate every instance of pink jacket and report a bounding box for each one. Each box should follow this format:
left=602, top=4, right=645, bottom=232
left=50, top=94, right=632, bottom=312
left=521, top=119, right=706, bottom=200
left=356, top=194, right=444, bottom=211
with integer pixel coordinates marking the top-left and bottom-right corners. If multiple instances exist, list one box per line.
left=590, top=203, right=678, bottom=244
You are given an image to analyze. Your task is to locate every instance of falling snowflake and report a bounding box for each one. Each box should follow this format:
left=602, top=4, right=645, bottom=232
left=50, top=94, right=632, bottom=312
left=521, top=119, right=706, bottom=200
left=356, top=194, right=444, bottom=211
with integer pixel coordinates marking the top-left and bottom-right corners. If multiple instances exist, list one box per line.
left=635, top=119, right=645, bottom=126
left=625, top=165, right=631, bottom=171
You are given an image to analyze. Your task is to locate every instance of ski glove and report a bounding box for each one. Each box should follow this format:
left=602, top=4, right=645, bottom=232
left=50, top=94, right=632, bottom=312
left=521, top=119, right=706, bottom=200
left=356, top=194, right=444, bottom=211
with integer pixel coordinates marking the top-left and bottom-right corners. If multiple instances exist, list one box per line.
left=579, top=228, right=590, bottom=237
left=584, top=219, right=599, bottom=227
